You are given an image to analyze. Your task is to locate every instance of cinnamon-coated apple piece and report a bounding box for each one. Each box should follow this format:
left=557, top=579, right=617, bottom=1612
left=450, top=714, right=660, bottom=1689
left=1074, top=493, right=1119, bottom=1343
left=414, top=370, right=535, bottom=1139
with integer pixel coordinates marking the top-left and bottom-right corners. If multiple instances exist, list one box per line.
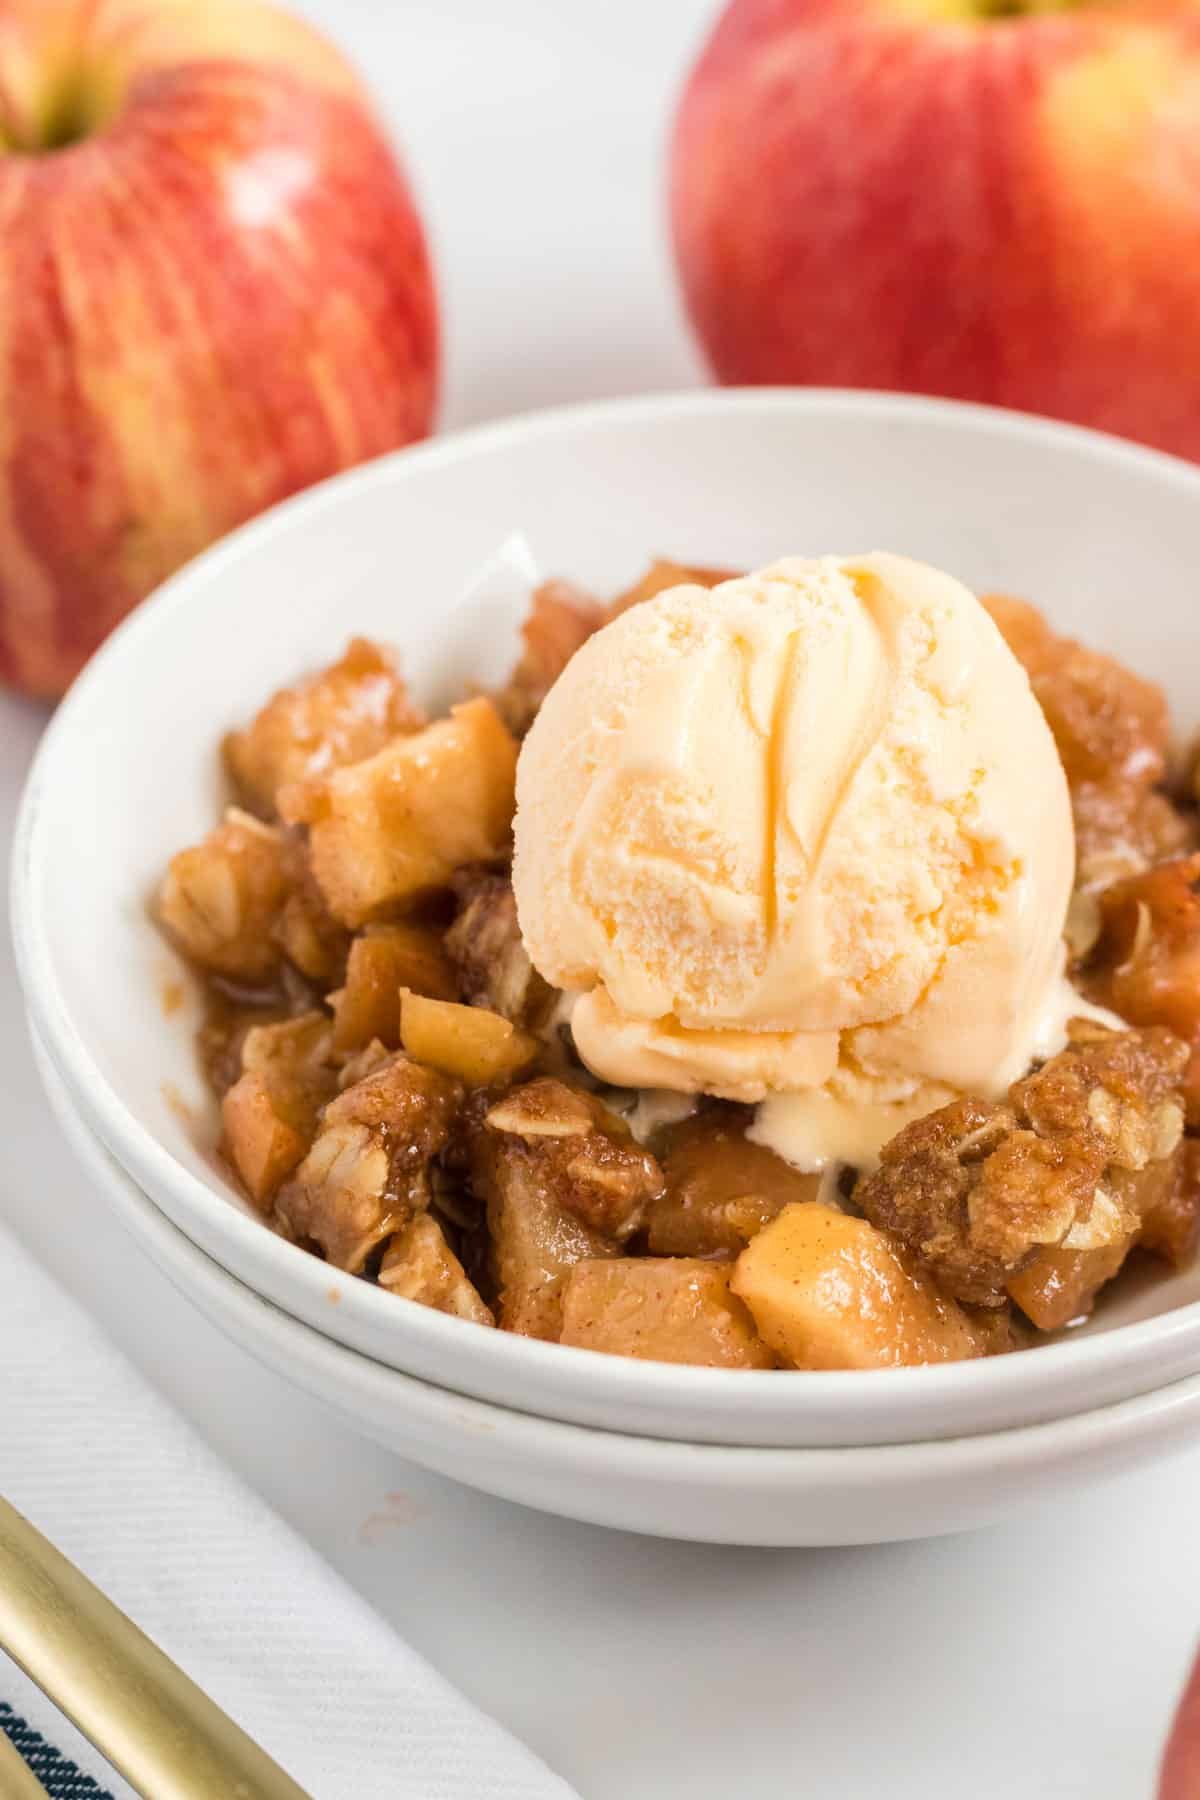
left=1141, top=1142, right=1200, bottom=1268
left=274, top=1052, right=460, bottom=1272
left=560, top=1259, right=774, bottom=1368
left=469, top=1145, right=618, bottom=1342
left=399, top=992, right=539, bottom=1086
left=493, top=580, right=604, bottom=736
left=731, top=1204, right=989, bottom=1369
left=240, top=1013, right=338, bottom=1122
left=493, top=561, right=740, bottom=735
left=274, top=1119, right=399, bottom=1273
left=480, top=1080, right=664, bottom=1243
left=604, top=559, right=737, bottom=622
left=445, top=870, right=553, bottom=1028
left=1007, top=1241, right=1134, bottom=1334
left=331, top=924, right=458, bottom=1051
left=157, top=809, right=292, bottom=985
left=224, top=639, right=424, bottom=819
left=1009, top=1147, right=1188, bottom=1330
left=1086, top=856, right=1200, bottom=1125
left=1071, top=784, right=1195, bottom=909
left=983, top=596, right=1192, bottom=895
left=221, top=1074, right=309, bottom=1209
left=271, top=842, right=351, bottom=988
left=468, top=1079, right=664, bottom=1338
left=378, top=1214, right=494, bottom=1327
left=220, top=1012, right=338, bottom=1206
left=984, top=596, right=1171, bottom=792
left=289, top=698, right=518, bottom=927
left=648, top=1105, right=821, bottom=1257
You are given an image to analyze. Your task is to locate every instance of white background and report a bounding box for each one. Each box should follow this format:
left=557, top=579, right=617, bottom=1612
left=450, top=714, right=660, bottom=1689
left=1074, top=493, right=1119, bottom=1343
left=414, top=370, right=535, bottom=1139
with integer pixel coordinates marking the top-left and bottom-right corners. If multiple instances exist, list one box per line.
left=3, top=2, right=1198, bottom=1795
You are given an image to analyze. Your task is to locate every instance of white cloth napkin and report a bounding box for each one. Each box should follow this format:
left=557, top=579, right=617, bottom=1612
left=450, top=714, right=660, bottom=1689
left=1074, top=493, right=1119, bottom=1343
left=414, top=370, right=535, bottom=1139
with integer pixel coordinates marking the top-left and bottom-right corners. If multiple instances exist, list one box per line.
left=0, top=1222, right=578, bottom=1800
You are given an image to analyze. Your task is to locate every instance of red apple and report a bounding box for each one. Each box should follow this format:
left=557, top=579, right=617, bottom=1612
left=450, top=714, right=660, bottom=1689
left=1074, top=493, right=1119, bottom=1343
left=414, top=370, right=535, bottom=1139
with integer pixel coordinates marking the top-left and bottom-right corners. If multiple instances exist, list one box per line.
left=1160, top=1644, right=1200, bottom=1798
left=672, top=0, right=1200, bottom=461
left=0, top=0, right=438, bottom=696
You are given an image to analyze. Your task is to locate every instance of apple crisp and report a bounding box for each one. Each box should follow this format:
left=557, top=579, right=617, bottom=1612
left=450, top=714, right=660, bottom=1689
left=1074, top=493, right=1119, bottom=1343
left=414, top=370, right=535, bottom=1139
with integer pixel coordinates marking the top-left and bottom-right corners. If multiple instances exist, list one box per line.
left=155, top=564, right=1200, bottom=1370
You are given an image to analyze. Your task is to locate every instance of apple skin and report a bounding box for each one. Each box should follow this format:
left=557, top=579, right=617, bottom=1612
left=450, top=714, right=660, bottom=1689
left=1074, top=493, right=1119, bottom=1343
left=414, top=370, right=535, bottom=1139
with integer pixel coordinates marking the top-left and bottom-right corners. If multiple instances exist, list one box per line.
left=672, top=0, right=1200, bottom=461
left=0, top=0, right=438, bottom=696
left=1160, top=1645, right=1200, bottom=1798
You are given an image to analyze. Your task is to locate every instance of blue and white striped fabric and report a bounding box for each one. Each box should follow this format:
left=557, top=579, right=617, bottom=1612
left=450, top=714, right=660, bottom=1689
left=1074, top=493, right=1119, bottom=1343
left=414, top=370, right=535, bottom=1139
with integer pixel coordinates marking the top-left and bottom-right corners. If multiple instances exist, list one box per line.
left=0, top=1704, right=114, bottom=1798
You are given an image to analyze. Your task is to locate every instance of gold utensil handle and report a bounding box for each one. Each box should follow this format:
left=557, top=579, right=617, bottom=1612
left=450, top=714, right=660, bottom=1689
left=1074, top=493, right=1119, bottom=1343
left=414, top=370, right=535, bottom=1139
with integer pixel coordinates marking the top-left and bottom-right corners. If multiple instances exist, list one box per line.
left=0, top=1721, right=50, bottom=1797
left=0, top=1496, right=312, bottom=1799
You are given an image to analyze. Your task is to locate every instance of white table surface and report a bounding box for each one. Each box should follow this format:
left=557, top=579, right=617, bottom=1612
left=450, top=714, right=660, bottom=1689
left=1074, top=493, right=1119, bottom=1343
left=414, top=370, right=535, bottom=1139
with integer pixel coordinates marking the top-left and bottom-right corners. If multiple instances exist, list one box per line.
left=4, top=3, right=1198, bottom=1794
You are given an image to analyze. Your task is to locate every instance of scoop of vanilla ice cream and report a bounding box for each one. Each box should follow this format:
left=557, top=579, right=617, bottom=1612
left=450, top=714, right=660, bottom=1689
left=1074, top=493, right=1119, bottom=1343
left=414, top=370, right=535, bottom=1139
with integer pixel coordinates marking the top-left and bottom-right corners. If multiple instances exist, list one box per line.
left=511, top=553, right=1074, bottom=1131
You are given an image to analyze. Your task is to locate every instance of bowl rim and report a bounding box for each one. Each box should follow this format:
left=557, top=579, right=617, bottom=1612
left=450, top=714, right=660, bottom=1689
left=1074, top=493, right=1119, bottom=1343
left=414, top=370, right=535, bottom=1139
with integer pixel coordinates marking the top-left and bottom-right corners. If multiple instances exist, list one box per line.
left=16, top=384, right=1200, bottom=1428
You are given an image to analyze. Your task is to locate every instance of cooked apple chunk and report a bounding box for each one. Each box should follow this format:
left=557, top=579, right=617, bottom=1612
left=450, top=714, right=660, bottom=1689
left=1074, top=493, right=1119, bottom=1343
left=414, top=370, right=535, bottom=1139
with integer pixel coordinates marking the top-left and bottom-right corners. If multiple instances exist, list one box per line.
left=274, top=1053, right=460, bottom=1271
left=1072, top=783, right=1195, bottom=905
left=1141, top=1141, right=1200, bottom=1267
left=222, top=1073, right=309, bottom=1209
left=560, top=1259, right=774, bottom=1367
left=1007, top=1240, right=1132, bottom=1333
left=983, top=594, right=1193, bottom=894
left=1006, top=1168, right=1139, bottom=1330
left=274, top=1121, right=397, bottom=1272
left=242, top=1010, right=334, bottom=1076
left=984, top=595, right=1171, bottom=792
left=270, top=838, right=350, bottom=987
left=1010, top=1143, right=1191, bottom=1329
left=493, top=579, right=603, bottom=736
left=335, top=1038, right=395, bottom=1090
left=604, top=559, right=736, bottom=622
left=400, top=991, right=538, bottom=1085
left=378, top=1213, right=494, bottom=1326
left=472, top=1153, right=616, bottom=1340
left=731, top=1203, right=987, bottom=1369
left=239, top=1011, right=338, bottom=1130
left=323, top=1050, right=461, bottom=1150
left=1085, top=856, right=1200, bottom=1124
left=224, top=637, right=424, bottom=818
left=481, top=1079, right=664, bottom=1242
left=223, top=1013, right=343, bottom=1211
left=648, top=1106, right=821, bottom=1256
left=157, top=810, right=291, bottom=984
left=467, top=1077, right=664, bottom=1337
left=293, top=697, right=518, bottom=926
left=331, top=925, right=458, bottom=1052
left=445, top=869, right=552, bottom=1027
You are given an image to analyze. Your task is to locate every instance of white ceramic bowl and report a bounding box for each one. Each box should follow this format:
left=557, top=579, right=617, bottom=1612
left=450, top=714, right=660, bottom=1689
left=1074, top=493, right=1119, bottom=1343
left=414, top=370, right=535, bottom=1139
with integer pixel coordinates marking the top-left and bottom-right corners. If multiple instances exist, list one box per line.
left=35, top=1033, right=1200, bottom=1546
left=15, top=389, right=1200, bottom=1452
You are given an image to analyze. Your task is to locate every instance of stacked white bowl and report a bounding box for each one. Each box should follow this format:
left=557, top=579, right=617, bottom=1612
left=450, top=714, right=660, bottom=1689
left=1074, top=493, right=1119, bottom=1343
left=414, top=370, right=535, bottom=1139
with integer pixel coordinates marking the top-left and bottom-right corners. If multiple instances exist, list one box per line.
left=16, top=392, right=1200, bottom=1546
